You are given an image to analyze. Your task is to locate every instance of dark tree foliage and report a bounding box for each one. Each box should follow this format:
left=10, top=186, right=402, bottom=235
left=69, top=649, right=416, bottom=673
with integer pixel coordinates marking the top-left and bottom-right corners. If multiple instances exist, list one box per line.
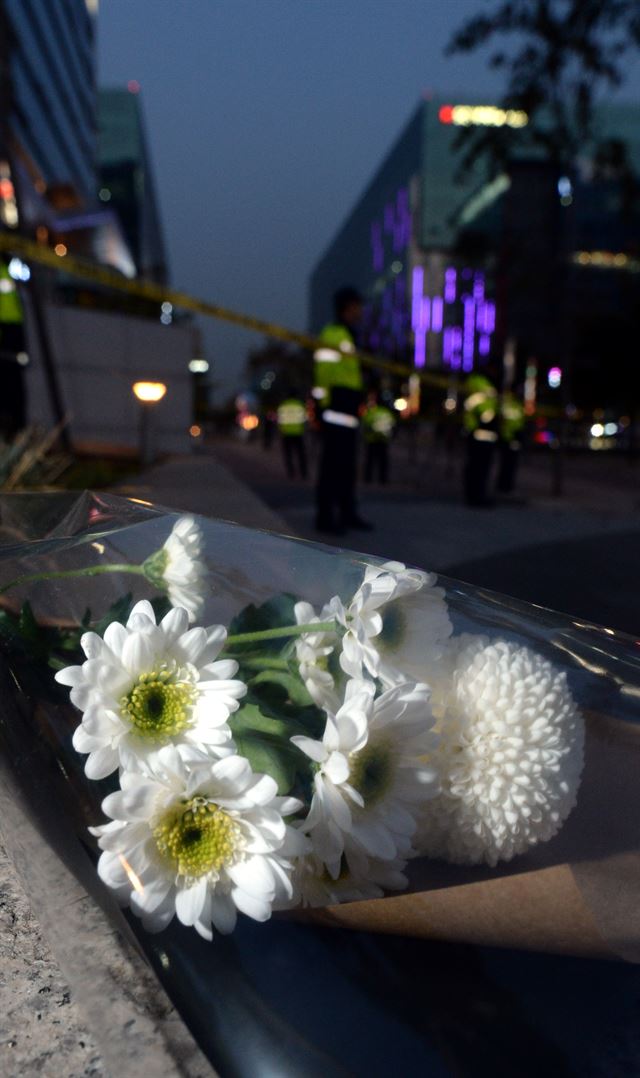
left=446, top=0, right=640, bottom=171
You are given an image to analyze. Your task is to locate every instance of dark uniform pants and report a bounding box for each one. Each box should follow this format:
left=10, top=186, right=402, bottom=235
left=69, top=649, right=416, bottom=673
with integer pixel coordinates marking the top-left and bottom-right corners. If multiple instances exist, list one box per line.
left=364, top=441, right=389, bottom=484
left=282, top=434, right=307, bottom=479
left=316, top=422, right=358, bottom=528
left=464, top=435, right=496, bottom=506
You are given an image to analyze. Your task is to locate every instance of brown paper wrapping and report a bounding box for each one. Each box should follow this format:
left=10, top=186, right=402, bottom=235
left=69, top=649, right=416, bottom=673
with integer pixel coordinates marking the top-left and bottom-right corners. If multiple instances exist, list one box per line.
left=300, top=708, right=640, bottom=961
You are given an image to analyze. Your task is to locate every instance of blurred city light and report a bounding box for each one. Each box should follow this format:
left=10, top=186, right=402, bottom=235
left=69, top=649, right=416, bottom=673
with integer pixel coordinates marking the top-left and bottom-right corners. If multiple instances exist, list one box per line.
left=132, top=381, right=167, bottom=403
left=188, top=358, right=209, bottom=373
left=394, top=397, right=408, bottom=411
left=438, top=104, right=528, bottom=128
left=189, top=424, right=202, bottom=437
left=590, top=422, right=604, bottom=437
left=7, top=257, right=30, bottom=281
left=240, top=414, right=259, bottom=431
left=54, top=243, right=67, bottom=257
left=548, top=366, right=562, bottom=388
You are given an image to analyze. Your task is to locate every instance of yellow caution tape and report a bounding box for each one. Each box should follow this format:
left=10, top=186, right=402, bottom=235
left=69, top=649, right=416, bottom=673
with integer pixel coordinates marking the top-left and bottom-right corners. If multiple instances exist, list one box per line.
left=0, top=232, right=453, bottom=390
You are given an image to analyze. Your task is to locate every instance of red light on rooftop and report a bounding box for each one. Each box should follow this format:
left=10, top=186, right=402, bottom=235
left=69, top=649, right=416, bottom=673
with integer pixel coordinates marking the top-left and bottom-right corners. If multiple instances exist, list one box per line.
left=438, top=105, right=454, bottom=124
left=127, top=80, right=140, bottom=94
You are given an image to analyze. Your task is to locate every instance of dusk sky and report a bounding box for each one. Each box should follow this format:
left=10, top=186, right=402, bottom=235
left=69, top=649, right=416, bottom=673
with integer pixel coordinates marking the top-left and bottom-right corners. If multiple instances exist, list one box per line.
left=98, top=0, right=640, bottom=398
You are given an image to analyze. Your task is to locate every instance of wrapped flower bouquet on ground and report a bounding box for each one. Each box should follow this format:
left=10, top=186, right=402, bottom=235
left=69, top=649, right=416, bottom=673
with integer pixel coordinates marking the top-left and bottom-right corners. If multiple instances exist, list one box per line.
left=1, top=491, right=639, bottom=1042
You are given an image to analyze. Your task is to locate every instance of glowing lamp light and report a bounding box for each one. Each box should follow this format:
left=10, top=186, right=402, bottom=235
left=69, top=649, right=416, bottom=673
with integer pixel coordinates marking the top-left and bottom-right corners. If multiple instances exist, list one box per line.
left=54, top=243, right=67, bottom=257
left=590, top=423, right=604, bottom=438
left=189, top=424, right=202, bottom=438
left=240, top=414, right=259, bottom=431
left=133, top=381, right=167, bottom=403
left=548, top=366, right=562, bottom=389
left=8, top=257, right=30, bottom=281
left=394, top=398, right=408, bottom=412
left=189, top=358, right=209, bottom=374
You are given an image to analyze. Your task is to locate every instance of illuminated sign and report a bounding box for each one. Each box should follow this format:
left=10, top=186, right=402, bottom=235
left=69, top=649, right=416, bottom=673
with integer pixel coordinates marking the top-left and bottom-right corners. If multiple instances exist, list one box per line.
left=438, top=105, right=528, bottom=128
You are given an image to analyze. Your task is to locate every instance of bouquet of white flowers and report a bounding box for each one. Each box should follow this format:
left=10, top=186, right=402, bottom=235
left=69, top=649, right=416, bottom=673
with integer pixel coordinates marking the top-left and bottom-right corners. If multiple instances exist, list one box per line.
left=0, top=491, right=638, bottom=964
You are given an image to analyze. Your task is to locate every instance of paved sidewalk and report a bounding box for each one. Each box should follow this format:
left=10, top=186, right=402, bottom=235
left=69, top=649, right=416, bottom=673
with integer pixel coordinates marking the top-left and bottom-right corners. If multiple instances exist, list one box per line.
left=209, top=435, right=640, bottom=634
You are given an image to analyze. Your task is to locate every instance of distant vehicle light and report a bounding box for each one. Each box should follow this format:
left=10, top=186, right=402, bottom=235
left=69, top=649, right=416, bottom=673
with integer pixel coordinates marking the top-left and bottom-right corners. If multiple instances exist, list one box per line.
left=438, top=104, right=528, bottom=128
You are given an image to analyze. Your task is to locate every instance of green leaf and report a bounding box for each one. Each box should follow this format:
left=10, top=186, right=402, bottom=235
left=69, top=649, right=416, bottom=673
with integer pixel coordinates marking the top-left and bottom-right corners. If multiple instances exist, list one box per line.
left=232, top=732, right=298, bottom=795
left=248, top=669, right=314, bottom=707
left=230, top=701, right=291, bottom=739
left=92, top=592, right=133, bottom=636
left=228, top=593, right=299, bottom=653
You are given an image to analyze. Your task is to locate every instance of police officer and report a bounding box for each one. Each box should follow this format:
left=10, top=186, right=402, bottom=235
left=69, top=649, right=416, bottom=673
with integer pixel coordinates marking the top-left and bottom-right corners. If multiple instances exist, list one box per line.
left=497, top=388, right=525, bottom=494
left=362, top=390, right=395, bottom=484
left=277, top=390, right=307, bottom=479
left=462, top=370, right=499, bottom=506
left=0, top=260, right=27, bottom=438
left=313, top=286, right=372, bottom=535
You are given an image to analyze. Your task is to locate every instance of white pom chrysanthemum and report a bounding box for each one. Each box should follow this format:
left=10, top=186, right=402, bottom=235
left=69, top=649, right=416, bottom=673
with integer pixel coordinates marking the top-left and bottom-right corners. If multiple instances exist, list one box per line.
left=293, top=600, right=340, bottom=711
left=292, top=677, right=438, bottom=877
left=327, top=560, right=452, bottom=687
left=55, top=601, right=246, bottom=779
left=90, top=746, right=304, bottom=939
left=144, top=516, right=206, bottom=623
left=415, top=635, right=585, bottom=867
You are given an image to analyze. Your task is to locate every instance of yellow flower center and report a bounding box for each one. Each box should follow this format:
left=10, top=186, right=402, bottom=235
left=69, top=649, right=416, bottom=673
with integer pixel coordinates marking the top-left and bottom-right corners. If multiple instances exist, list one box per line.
left=121, top=665, right=196, bottom=741
left=349, top=739, right=394, bottom=807
left=153, top=797, right=241, bottom=878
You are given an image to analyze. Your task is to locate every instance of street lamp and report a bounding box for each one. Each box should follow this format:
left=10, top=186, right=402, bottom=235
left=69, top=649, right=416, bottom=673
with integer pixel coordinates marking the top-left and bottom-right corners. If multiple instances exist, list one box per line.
left=132, top=381, right=167, bottom=466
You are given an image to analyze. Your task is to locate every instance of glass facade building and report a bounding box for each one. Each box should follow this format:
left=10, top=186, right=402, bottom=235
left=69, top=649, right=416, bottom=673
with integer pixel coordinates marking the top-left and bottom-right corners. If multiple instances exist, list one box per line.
left=1, top=0, right=97, bottom=211
left=310, top=95, right=640, bottom=402
left=98, top=89, right=168, bottom=284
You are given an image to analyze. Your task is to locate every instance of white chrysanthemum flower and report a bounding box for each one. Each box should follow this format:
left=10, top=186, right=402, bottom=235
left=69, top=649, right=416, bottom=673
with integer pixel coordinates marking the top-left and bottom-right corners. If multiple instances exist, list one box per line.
left=288, top=847, right=408, bottom=908
left=293, top=600, right=340, bottom=711
left=143, top=516, right=206, bottom=622
left=328, top=560, right=452, bottom=686
left=90, top=746, right=304, bottom=939
left=55, top=601, right=246, bottom=779
left=415, top=635, right=585, bottom=867
left=292, top=678, right=438, bottom=877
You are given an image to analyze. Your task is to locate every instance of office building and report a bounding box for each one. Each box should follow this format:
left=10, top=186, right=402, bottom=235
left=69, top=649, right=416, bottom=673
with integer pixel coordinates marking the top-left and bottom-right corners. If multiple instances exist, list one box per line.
left=310, top=95, right=640, bottom=409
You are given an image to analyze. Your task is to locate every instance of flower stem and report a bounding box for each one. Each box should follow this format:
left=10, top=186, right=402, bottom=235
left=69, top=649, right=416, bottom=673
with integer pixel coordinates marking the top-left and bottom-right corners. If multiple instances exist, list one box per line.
left=232, top=656, right=291, bottom=671
left=0, top=563, right=146, bottom=596
left=225, top=621, right=335, bottom=647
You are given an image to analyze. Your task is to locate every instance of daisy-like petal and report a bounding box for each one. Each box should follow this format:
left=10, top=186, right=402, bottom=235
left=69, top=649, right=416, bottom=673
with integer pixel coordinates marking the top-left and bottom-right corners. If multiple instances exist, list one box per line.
left=143, top=516, right=207, bottom=623
left=90, top=749, right=301, bottom=939
left=330, top=561, right=453, bottom=686
left=56, top=605, right=245, bottom=778
left=415, top=635, right=585, bottom=866
left=292, top=676, right=438, bottom=871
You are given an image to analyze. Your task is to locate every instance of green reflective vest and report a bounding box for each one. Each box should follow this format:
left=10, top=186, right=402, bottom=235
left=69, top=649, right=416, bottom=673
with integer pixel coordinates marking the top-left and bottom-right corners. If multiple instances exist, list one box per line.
left=277, top=398, right=306, bottom=436
left=363, top=405, right=395, bottom=443
left=500, top=393, right=526, bottom=442
left=462, top=374, right=498, bottom=434
left=0, top=264, right=23, bottom=325
left=313, top=323, right=363, bottom=407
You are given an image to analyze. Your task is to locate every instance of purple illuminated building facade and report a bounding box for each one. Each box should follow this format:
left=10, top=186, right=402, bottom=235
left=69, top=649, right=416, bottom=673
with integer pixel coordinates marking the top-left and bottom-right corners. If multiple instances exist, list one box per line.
left=310, top=94, right=640, bottom=409
left=309, top=97, right=502, bottom=376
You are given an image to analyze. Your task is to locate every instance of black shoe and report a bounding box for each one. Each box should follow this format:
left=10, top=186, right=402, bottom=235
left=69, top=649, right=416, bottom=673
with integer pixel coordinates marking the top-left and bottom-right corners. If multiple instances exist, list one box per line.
left=346, top=516, right=374, bottom=531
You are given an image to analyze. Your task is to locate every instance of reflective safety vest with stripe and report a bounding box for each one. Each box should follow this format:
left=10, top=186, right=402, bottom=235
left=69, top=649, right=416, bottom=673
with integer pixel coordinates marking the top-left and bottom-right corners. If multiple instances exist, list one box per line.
left=363, top=405, right=395, bottom=443
left=277, top=398, right=306, bottom=436
left=462, top=374, right=498, bottom=441
left=499, top=392, right=526, bottom=444
left=0, top=263, right=23, bottom=325
left=312, top=323, right=363, bottom=425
